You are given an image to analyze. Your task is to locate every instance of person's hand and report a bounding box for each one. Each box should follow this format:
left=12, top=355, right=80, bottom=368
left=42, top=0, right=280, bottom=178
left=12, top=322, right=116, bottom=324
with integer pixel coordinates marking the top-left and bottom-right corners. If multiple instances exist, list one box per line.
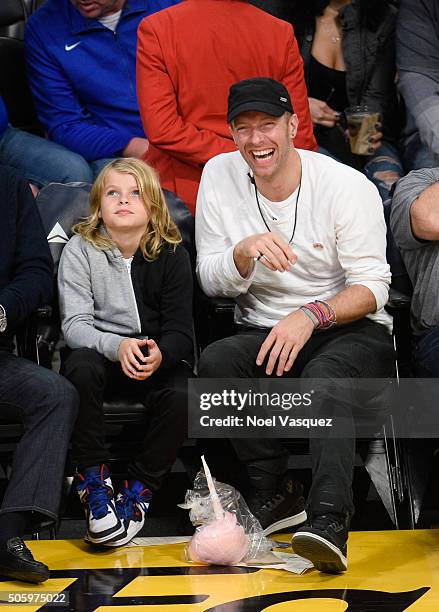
left=309, top=98, right=339, bottom=128
left=122, top=137, right=149, bottom=158
left=140, top=338, right=163, bottom=379
left=256, top=310, right=315, bottom=376
left=233, top=232, right=297, bottom=277
left=367, top=125, right=383, bottom=153
left=117, top=337, right=149, bottom=379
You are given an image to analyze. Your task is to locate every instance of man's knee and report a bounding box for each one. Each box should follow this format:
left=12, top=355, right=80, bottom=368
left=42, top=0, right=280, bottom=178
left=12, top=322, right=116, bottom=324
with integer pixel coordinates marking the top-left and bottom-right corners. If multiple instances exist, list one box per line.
left=49, top=374, right=79, bottom=420
left=198, top=337, right=245, bottom=377
left=29, top=367, right=79, bottom=420
left=55, top=151, right=93, bottom=183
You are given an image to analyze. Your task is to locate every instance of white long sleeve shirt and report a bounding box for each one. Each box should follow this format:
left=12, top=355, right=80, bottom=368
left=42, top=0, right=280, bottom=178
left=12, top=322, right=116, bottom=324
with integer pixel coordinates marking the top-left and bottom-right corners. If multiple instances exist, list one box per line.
left=195, top=149, right=392, bottom=330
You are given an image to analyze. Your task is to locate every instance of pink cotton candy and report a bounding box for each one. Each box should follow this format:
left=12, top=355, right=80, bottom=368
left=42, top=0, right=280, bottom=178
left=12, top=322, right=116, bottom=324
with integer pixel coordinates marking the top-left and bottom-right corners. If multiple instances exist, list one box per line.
left=187, top=456, right=249, bottom=566
left=188, top=511, right=249, bottom=565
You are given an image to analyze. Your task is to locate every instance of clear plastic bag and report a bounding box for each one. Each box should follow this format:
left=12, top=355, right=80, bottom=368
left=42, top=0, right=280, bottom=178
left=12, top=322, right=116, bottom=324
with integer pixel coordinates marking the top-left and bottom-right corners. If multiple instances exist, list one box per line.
left=179, top=462, right=273, bottom=564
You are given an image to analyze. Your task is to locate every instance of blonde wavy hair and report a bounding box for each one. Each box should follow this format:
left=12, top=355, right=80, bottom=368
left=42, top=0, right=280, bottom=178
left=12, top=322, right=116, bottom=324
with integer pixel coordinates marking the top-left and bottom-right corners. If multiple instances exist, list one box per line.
left=73, top=158, right=181, bottom=260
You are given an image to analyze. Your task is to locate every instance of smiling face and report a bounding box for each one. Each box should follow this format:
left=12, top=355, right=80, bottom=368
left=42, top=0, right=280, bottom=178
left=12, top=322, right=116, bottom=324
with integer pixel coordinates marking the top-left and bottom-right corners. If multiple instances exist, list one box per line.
left=100, top=170, right=149, bottom=237
left=70, top=0, right=125, bottom=19
left=231, top=111, right=298, bottom=182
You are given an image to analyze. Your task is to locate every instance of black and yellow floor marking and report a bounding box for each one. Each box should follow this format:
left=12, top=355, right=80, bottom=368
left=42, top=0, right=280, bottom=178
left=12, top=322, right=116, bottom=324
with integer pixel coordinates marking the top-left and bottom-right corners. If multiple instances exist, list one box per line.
left=0, top=530, right=438, bottom=610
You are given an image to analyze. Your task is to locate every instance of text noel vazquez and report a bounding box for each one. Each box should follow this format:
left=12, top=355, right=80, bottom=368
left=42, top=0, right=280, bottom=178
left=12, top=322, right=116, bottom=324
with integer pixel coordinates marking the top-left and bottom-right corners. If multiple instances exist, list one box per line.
left=200, top=415, right=333, bottom=428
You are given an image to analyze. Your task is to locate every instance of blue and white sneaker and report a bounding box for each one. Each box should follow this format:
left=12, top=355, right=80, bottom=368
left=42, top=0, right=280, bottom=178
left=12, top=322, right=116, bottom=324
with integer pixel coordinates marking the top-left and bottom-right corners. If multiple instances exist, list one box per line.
left=76, top=465, right=125, bottom=545
left=103, top=480, right=152, bottom=547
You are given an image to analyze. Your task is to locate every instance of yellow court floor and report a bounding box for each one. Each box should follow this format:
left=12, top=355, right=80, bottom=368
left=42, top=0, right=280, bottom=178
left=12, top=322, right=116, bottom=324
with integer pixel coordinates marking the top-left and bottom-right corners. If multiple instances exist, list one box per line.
left=1, top=530, right=439, bottom=611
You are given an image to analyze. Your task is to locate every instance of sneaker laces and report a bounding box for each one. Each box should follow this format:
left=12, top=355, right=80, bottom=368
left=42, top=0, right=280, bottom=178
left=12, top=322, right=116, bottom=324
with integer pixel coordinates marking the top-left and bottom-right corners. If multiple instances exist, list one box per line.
left=116, top=484, right=151, bottom=521
left=260, top=492, right=283, bottom=511
left=77, top=472, right=112, bottom=520
left=311, top=513, right=343, bottom=531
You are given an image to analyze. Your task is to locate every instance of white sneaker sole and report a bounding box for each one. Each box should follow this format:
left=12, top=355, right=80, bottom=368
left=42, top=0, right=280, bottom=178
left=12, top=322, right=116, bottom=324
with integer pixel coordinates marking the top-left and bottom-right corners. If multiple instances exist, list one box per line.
left=102, top=514, right=146, bottom=547
left=86, top=521, right=126, bottom=545
left=292, top=531, right=347, bottom=573
left=263, top=510, right=307, bottom=536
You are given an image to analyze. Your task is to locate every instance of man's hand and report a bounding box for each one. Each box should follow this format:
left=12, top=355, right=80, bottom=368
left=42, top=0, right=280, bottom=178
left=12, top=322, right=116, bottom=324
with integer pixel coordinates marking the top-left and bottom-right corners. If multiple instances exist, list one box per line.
left=309, top=98, right=339, bottom=128
left=256, top=310, right=315, bottom=376
left=122, top=137, right=149, bottom=158
left=117, top=337, right=149, bottom=379
left=138, top=338, right=163, bottom=379
left=233, top=232, right=297, bottom=278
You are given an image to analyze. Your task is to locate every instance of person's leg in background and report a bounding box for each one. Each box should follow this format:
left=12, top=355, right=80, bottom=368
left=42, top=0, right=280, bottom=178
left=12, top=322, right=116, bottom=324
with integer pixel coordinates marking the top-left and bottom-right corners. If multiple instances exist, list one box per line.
left=402, top=132, right=439, bottom=172
left=0, top=352, right=78, bottom=583
left=364, top=141, right=405, bottom=201
left=413, top=327, right=439, bottom=377
left=89, top=158, right=117, bottom=178
left=0, top=127, right=93, bottom=187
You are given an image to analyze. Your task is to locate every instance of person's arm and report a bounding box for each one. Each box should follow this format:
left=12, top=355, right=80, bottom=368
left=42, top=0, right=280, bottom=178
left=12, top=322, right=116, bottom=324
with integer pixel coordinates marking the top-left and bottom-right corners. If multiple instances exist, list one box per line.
left=156, top=246, right=194, bottom=369
left=136, top=18, right=236, bottom=166
left=58, top=238, right=127, bottom=361
left=0, top=173, right=53, bottom=330
left=283, top=26, right=317, bottom=151
left=195, top=166, right=260, bottom=297
left=25, top=23, right=134, bottom=160
left=397, top=0, right=439, bottom=157
left=360, top=10, right=397, bottom=145
left=391, top=167, right=439, bottom=245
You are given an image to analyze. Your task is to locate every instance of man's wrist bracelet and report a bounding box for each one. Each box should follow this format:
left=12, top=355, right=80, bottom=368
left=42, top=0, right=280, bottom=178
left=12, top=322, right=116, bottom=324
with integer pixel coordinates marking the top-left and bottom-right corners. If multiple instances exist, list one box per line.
left=300, top=300, right=336, bottom=330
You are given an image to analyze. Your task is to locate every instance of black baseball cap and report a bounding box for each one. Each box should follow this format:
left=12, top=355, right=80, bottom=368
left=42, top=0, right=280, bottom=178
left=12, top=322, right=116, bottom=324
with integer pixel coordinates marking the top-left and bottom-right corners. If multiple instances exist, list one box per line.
left=227, top=77, right=294, bottom=123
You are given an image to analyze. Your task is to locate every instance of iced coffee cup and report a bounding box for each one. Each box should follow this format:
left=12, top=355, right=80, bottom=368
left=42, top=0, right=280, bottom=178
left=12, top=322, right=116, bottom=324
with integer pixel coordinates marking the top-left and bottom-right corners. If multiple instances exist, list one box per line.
left=344, top=105, right=381, bottom=156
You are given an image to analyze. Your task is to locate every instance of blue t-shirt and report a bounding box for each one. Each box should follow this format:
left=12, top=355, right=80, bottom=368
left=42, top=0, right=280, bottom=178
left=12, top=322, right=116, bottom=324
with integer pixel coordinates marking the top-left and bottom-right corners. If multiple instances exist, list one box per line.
left=0, top=97, right=8, bottom=139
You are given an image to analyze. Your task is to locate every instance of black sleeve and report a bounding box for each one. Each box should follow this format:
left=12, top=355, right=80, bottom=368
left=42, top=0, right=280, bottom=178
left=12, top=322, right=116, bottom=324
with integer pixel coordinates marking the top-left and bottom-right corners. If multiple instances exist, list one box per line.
left=0, top=171, right=53, bottom=330
left=158, top=245, right=194, bottom=369
left=361, top=11, right=398, bottom=138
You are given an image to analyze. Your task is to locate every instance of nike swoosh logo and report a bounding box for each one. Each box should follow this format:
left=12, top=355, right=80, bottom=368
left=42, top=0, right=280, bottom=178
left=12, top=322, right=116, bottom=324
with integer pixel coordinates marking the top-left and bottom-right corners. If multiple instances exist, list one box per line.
left=65, top=42, right=81, bottom=51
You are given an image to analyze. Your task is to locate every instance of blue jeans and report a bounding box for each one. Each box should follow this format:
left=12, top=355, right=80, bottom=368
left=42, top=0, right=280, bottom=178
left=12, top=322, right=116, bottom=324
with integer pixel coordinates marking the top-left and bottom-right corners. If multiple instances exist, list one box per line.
left=0, top=127, right=113, bottom=187
left=414, top=327, right=439, bottom=377
left=363, top=142, right=405, bottom=201
left=0, top=352, right=78, bottom=523
left=402, top=132, right=439, bottom=171
left=318, top=141, right=404, bottom=201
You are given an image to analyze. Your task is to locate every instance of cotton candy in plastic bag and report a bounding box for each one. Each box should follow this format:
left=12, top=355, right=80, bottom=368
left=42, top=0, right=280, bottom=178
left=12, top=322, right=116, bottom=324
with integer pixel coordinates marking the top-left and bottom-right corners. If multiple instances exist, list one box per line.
left=179, top=456, right=272, bottom=565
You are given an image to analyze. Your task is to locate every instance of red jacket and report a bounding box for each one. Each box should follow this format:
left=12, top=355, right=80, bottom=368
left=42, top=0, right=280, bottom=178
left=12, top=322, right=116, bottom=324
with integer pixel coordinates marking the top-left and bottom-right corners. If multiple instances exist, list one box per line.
left=137, top=0, right=316, bottom=214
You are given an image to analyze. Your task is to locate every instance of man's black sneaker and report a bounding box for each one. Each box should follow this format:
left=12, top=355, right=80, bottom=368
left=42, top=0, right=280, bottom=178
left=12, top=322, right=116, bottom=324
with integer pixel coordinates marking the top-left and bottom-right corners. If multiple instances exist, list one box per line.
left=248, top=475, right=307, bottom=535
left=0, top=537, right=49, bottom=583
left=291, top=513, right=348, bottom=573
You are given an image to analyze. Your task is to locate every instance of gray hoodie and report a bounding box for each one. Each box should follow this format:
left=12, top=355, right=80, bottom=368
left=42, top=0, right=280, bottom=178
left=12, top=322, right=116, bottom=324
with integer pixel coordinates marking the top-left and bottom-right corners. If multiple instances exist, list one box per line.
left=58, top=234, right=141, bottom=361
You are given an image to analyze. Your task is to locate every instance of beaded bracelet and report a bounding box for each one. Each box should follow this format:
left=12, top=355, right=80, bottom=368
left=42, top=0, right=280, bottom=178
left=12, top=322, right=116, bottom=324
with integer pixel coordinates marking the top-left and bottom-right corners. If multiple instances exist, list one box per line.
left=300, top=300, right=336, bottom=330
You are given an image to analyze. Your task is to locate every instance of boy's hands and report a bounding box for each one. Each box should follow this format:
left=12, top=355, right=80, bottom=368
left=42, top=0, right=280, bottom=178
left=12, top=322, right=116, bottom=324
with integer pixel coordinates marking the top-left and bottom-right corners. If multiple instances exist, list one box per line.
left=118, top=337, right=162, bottom=380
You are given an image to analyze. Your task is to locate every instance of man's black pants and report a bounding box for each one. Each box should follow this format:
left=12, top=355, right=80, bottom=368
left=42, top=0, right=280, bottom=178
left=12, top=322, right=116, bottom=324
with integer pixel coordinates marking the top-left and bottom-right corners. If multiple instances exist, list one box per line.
left=197, top=319, right=394, bottom=517
left=62, top=348, right=192, bottom=491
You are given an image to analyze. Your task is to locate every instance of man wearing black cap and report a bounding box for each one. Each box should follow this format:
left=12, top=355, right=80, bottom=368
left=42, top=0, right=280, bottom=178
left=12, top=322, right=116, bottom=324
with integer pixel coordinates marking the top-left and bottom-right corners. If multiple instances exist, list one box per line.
left=196, top=77, right=394, bottom=573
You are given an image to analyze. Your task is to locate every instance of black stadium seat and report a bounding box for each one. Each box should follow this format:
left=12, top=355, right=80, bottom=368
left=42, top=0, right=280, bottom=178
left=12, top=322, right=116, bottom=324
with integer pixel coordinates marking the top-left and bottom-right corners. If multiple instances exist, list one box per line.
left=0, top=0, right=42, bottom=133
